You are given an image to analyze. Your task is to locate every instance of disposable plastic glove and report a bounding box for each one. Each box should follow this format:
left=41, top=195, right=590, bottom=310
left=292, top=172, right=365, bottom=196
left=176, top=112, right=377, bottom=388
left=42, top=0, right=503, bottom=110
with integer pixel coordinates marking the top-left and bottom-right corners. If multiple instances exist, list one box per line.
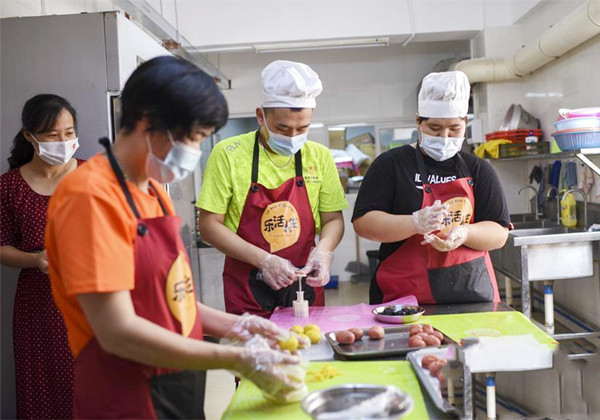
left=297, top=247, right=333, bottom=287
left=412, top=200, right=449, bottom=234
left=259, top=254, right=298, bottom=290
left=232, top=335, right=304, bottom=403
left=225, top=313, right=310, bottom=350
left=421, top=225, right=469, bottom=252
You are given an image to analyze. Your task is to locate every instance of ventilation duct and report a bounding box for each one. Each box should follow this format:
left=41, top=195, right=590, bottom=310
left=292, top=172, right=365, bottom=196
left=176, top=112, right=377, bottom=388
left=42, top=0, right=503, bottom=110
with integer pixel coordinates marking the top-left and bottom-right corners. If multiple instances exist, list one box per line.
left=453, top=0, right=600, bottom=83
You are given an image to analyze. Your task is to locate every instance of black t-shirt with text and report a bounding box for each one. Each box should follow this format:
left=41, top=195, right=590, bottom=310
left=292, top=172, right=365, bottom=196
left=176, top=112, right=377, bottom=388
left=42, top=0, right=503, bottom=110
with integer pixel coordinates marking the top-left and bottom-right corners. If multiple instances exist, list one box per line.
left=352, top=145, right=510, bottom=262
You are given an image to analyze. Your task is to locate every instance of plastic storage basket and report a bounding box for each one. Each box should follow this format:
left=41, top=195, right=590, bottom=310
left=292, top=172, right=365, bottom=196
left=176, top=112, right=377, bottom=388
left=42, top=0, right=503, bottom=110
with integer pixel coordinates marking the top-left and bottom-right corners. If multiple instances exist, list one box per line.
left=551, top=130, right=600, bottom=151
left=496, top=142, right=549, bottom=158
left=485, top=129, right=543, bottom=143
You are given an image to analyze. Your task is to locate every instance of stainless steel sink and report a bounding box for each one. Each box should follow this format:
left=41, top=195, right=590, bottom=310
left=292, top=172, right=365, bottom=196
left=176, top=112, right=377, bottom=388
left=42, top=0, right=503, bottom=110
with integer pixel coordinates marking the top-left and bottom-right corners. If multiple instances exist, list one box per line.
left=491, top=224, right=600, bottom=319
left=509, top=226, right=600, bottom=246
left=510, top=213, right=539, bottom=223
left=510, top=219, right=549, bottom=230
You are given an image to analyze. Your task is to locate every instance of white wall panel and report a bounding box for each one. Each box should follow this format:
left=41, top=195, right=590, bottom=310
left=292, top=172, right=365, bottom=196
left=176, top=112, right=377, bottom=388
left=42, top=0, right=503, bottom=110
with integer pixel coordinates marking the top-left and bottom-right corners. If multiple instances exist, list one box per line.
left=210, top=41, right=469, bottom=125
left=177, top=0, right=411, bottom=47
left=0, top=0, right=40, bottom=16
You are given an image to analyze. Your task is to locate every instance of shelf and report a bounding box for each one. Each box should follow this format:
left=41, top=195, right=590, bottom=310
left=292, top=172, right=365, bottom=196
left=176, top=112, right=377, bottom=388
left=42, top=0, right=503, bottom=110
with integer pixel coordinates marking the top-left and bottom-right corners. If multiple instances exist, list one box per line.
left=487, top=148, right=600, bottom=176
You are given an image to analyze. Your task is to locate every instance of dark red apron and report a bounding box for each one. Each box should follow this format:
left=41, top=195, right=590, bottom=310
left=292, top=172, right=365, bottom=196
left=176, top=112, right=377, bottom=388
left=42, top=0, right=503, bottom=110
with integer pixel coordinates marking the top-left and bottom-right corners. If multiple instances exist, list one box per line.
left=72, top=138, right=205, bottom=419
left=373, top=145, right=500, bottom=304
left=223, top=131, right=324, bottom=318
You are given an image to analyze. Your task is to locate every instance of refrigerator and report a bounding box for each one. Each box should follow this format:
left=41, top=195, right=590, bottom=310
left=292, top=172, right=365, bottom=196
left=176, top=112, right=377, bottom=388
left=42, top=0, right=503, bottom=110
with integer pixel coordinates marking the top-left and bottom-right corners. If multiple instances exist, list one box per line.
left=0, top=11, right=172, bottom=417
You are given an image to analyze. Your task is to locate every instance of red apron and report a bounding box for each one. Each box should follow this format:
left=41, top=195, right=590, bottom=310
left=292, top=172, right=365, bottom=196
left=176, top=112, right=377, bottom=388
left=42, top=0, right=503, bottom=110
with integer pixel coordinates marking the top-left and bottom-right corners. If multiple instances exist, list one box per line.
left=223, top=131, right=324, bottom=318
left=72, top=138, right=205, bottom=419
left=373, top=145, right=500, bottom=304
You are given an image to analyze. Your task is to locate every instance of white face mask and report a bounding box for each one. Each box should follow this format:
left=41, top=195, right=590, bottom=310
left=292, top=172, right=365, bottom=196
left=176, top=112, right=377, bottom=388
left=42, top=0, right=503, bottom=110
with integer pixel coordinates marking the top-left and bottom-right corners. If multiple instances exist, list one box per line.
left=262, top=109, right=308, bottom=156
left=31, top=134, right=79, bottom=166
left=420, top=131, right=465, bottom=162
left=146, top=131, right=202, bottom=183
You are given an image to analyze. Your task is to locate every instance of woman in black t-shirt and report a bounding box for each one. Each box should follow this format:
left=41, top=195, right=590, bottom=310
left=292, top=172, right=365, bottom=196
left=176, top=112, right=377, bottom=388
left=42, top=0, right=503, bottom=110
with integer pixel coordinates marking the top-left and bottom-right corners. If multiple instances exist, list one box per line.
left=352, top=71, right=510, bottom=305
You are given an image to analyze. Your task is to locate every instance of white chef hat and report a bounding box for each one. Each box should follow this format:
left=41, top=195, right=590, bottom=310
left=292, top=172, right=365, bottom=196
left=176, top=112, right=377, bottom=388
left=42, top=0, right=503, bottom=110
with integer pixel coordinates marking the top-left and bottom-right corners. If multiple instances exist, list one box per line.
left=262, top=60, right=323, bottom=109
left=418, top=71, right=470, bottom=118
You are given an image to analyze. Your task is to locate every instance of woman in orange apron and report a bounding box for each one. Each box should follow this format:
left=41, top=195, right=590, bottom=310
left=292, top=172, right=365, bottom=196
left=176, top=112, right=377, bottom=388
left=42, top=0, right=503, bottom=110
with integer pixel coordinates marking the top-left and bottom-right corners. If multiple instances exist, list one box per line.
left=45, top=56, right=302, bottom=419
left=352, top=71, right=510, bottom=305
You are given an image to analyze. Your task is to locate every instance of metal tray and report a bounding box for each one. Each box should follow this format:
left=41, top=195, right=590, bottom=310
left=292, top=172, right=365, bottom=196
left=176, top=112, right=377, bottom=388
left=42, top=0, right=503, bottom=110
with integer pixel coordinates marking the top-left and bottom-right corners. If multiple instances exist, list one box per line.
left=406, top=347, right=460, bottom=416
left=301, top=384, right=413, bottom=419
left=325, top=325, right=454, bottom=360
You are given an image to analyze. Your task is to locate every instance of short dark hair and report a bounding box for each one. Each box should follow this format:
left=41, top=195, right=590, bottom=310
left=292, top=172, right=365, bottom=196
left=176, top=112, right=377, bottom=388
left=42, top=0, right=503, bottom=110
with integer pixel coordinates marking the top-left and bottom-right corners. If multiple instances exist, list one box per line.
left=263, top=107, right=304, bottom=115
left=119, top=56, right=228, bottom=137
left=8, top=94, right=77, bottom=169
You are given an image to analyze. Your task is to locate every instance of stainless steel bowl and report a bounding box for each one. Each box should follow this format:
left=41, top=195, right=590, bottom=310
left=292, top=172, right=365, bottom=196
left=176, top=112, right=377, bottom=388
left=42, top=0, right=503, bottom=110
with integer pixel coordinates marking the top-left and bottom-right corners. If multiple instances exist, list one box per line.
left=301, top=384, right=413, bottom=419
left=372, top=305, right=425, bottom=324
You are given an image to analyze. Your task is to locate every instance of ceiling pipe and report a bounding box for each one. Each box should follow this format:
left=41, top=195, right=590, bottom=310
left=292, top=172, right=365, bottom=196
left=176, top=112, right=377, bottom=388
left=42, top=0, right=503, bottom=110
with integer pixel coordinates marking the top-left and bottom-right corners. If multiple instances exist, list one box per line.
left=453, top=0, right=600, bottom=83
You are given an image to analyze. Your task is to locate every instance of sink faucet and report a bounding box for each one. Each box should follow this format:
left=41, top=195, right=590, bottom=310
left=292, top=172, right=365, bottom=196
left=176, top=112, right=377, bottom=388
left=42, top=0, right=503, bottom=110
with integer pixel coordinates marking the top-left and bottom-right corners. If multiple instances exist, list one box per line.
left=561, top=188, right=588, bottom=229
left=546, top=186, right=560, bottom=225
left=518, top=185, right=540, bottom=220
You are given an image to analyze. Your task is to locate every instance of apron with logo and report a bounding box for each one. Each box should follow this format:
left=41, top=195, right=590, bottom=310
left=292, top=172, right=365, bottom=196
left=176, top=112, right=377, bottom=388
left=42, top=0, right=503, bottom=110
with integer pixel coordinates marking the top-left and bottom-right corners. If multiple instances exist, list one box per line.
left=73, top=138, right=205, bottom=419
left=373, top=145, right=500, bottom=304
left=223, top=131, right=324, bottom=317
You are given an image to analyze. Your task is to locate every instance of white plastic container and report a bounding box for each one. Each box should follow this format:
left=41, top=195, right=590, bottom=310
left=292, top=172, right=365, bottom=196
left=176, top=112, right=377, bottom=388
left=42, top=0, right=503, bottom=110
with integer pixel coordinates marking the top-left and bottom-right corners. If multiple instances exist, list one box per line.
left=554, top=117, right=600, bottom=131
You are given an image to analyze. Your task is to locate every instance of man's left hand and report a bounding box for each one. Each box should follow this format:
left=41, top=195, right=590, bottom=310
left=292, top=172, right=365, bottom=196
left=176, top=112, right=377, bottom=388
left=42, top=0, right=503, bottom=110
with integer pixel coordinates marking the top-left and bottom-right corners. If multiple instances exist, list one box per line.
left=297, top=247, right=333, bottom=287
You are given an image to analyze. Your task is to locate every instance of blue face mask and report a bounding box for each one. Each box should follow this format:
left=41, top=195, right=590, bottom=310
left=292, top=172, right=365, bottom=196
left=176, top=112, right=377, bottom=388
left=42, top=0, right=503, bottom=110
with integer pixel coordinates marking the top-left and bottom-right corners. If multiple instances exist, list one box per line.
left=262, top=111, right=308, bottom=156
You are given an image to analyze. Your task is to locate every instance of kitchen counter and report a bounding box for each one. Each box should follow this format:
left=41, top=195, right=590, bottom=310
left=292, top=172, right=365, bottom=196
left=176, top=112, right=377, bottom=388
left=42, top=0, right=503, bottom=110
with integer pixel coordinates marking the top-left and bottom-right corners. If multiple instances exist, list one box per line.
left=224, top=301, right=556, bottom=419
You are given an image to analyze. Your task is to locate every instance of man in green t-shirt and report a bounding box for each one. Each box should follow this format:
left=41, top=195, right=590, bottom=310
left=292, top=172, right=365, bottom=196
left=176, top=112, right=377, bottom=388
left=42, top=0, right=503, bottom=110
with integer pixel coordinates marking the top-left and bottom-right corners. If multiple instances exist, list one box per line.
left=196, top=60, right=348, bottom=317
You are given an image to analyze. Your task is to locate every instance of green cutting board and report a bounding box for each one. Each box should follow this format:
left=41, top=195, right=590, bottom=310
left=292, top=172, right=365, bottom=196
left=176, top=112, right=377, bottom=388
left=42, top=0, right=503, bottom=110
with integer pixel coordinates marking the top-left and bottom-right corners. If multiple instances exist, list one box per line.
left=222, top=360, right=429, bottom=420
left=421, top=311, right=558, bottom=350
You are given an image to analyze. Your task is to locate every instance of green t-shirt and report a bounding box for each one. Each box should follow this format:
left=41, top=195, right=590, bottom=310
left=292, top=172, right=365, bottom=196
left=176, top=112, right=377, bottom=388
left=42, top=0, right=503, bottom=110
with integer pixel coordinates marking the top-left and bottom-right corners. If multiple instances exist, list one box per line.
left=196, top=131, right=348, bottom=233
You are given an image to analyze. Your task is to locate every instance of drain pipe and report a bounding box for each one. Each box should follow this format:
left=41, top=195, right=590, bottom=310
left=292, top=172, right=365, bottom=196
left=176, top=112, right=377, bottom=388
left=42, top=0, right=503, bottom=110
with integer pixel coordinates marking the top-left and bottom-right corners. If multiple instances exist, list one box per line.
left=453, top=0, right=600, bottom=83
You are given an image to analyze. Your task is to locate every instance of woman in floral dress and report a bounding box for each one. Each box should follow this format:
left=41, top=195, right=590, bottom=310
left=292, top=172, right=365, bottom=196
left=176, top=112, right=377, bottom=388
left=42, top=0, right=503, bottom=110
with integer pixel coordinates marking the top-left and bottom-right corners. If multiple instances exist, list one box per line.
left=0, top=94, right=84, bottom=419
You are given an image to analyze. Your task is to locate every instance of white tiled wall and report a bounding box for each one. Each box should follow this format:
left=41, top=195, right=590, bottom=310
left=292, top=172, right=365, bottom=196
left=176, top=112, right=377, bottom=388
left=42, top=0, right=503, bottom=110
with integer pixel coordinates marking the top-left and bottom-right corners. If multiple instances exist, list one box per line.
left=475, top=1, right=600, bottom=210
left=0, top=0, right=116, bottom=16
left=209, top=41, right=470, bottom=123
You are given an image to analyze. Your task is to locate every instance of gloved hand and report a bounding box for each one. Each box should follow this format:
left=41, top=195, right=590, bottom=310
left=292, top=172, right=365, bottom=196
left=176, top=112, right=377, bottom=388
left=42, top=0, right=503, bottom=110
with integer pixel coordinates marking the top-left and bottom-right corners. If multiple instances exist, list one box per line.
left=421, top=225, right=469, bottom=252
left=225, top=313, right=310, bottom=350
left=232, top=335, right=304, bottom=403
left=297, top=247, right=333, bottom=287
left=259, top=254, right=298, bottom=290
left=412, top=200, right=449, bottom=234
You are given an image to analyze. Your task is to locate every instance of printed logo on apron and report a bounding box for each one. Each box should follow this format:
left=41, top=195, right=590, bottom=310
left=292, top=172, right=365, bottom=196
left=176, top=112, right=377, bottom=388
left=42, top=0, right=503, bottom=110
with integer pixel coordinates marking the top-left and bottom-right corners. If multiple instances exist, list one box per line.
left=165, top=251, right=197, bottom=337
left=440, top=196, right=473, bottom=235
left=261, top=200, right=301, bottom=253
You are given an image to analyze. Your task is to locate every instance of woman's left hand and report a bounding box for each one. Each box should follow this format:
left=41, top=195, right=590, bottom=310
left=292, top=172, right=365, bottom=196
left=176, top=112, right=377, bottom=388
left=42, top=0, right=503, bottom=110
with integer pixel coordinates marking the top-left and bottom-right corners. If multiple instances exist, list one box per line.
left=421, top=225, right=469, bottom=252
left=36, top=250, right=49, bottom=274
left=226, top=313, right=310, bottom=350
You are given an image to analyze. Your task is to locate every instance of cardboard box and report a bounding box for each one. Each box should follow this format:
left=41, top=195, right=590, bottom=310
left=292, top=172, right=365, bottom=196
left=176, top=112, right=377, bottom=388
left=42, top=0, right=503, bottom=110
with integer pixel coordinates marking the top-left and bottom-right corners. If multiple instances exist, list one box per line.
left=347, top=132, right=374, bottom=146
left=328, top=129, right=346, bottom=150
left=357, top=143, right=376, bottom=159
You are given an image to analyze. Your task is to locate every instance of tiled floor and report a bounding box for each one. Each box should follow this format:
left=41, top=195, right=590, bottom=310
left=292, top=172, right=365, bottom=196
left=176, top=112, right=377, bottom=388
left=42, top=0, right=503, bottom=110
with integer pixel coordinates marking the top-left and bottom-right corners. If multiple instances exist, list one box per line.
left=203, top=280, right=370, bottom=420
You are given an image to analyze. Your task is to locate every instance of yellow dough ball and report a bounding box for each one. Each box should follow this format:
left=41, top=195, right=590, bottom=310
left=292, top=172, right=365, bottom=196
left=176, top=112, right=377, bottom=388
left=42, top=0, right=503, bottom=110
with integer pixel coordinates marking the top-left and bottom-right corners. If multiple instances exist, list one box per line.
left=305, top=329, right=322, bottom=344
left=278, top=335, right=299, bottom=352
left=303, top=324, right=321, bottom=334
left=290, top=325, right=304, bottom=335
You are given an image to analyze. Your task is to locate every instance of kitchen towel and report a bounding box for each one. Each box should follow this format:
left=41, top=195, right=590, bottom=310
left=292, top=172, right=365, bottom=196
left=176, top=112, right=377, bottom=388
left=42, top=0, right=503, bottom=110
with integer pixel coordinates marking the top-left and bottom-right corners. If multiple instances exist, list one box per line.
left=548, top=160, right=561, bottom=198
